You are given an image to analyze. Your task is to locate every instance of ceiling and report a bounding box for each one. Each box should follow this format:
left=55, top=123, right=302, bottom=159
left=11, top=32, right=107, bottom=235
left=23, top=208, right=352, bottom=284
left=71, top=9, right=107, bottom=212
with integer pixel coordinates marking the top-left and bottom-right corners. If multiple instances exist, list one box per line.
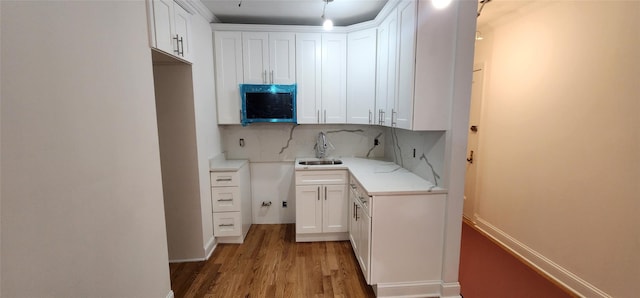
left=201, top=0, right=389, bottom=26
left=200, top=0, right=532, bottom=28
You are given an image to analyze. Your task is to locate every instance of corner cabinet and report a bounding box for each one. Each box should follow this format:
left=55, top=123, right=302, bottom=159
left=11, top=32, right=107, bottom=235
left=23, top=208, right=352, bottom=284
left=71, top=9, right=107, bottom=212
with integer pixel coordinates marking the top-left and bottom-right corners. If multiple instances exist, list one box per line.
left=296, top=33, right=347, bottom=124
left=295, top=170, right=349, bottom=242
left=378, top=0, right=459, bottom=130
left=210, top=163, right=252, bottom=243
left=214, top=31, right=244, bottom=124
left=147, top=0, right=192, bottom=62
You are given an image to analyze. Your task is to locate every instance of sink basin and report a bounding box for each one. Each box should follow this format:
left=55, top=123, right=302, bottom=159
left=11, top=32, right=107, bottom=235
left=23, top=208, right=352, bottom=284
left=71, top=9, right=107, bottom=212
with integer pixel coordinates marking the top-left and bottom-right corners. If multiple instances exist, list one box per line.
left=298, top=160, right=343, bottom=166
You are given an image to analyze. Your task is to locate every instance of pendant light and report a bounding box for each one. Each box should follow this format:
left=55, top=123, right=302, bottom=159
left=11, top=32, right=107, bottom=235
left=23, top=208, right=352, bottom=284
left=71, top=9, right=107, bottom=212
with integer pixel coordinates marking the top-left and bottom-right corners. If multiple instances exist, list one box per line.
left=321, top=0, right=334, bottom=31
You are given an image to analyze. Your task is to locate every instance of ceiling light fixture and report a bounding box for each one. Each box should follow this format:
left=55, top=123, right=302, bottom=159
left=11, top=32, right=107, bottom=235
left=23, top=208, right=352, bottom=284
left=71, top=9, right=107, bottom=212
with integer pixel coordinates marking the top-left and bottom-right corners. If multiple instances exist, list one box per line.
left=432, top=0, right=452, bottom=9
left=321, top=0, right=334, bottom=31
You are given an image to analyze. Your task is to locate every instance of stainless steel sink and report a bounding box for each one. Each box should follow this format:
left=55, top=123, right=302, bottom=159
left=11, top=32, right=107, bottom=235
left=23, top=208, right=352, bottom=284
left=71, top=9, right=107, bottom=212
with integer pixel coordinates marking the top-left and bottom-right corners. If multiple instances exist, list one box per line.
left=298, top=160, right=343, bottom=166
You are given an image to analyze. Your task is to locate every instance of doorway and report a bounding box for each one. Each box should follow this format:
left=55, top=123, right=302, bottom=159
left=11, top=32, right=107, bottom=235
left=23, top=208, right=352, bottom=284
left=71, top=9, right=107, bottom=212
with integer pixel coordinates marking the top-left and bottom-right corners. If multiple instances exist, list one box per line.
left=463, top=64, right=485, bottom=221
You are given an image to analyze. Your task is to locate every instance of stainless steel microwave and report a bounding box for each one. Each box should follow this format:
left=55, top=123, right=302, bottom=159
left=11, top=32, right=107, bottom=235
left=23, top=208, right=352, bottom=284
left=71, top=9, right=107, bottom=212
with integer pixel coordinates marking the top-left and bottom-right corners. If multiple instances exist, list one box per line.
left=240, top=84, right=297, bottom=126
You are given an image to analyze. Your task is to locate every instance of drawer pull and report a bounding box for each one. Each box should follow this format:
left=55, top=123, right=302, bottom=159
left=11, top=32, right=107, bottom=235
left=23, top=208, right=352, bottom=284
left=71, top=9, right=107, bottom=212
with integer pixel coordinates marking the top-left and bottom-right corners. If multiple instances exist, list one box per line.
left=216, top=178, right=232, bottom=182
left=219, top=224, right=234, bottom=227
left=217, top=199, right=234, bottom=202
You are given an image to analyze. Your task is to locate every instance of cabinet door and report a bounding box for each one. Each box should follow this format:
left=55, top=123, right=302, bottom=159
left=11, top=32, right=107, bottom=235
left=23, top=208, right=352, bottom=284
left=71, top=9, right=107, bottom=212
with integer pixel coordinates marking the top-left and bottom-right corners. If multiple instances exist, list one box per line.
left=358, top=210, right=372, bottom=283
left=295, top=185, right=322, bottom=234
left=385, top=12, right=399, bottom=127
left=349, top=195, right=360, bottom=253
left=295, top=33, right=322, bottom=124
left=269, top=33, right=296, bottom=84
left=173, top=4, right=192, bottom=61
left=375, top=10, right=396, bottom=126
left=347, top=28, right=377, bottom=125
left=321, top=33, right=347, bottom=124
left=152, top=0, right=175, bottom=55
left=323, top=184, right=348, bottom=233
left=214, top=31, right=244, bottom=124
left=395, top=0, right=417, bottom=129
left=242, top=32, right=269, bottom=84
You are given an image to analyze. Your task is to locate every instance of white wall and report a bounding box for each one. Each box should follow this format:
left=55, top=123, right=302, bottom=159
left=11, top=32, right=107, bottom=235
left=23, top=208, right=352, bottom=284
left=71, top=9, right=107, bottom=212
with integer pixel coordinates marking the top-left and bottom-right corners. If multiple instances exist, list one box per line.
left=221, top=123, right=384, bottom=223
left=473, top=2, right=640, bottom=297
left=190, top=13, right=222, bottom=258
left=153, top=62, right=204, bottom=261
left=1, top=1, right=171, bottom=297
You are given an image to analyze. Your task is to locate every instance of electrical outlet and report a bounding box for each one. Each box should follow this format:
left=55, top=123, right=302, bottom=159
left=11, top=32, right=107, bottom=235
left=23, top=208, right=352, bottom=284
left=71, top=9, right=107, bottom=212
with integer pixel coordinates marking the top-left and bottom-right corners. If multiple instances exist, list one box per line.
left=374, top=138, right=379, bottom=146
left=413, top=148, right=416, bottom=158
left=282, top=201, right=287, bottom=208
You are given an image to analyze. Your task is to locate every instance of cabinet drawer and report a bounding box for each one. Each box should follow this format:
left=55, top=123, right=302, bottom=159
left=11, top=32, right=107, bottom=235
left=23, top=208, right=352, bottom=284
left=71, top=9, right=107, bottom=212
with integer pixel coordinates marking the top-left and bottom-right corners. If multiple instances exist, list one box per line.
left=295, top=170, right=347, bottom=185
left=213, top=212, right=242, bottom=237
left=211, top=187, right=240, bottom=212
left=210, top=171, right=239, bottom=187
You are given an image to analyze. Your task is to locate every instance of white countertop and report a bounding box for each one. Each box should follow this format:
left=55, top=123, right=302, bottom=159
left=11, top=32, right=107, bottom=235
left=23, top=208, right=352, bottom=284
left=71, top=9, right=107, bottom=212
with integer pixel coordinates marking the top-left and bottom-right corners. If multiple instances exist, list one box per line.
left=209, top=158, right=248, bottom=172
left=295, top=157, right=446, bottom=196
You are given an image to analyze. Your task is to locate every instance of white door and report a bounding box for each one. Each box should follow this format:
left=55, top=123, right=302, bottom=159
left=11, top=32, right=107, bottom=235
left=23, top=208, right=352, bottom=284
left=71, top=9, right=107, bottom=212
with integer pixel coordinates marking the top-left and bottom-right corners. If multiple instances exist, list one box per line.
left=242, top=32, right=269, bottom=84
left=269, top=33, right=296, bottom=84
left=173, top=4, right=191, bottom=61
left=295, top=185, right=322, bottom=233
left=347, top=28, right=377, bottom=125
left=375, top=11, right=392, bottom=126
left=214, top=31, right=243, bottom=124
left=394, top=0, right=417, bottom=129
left=295, top=33, right=322, bottom=123
left=349, top=195, right=360, bottom=252
left=463, top=66, right=484, bottom=221
left=321, top=33, right=347, bottom=124
left=322, top=184, right=348, bottom=232
left=152, top=0, right=175, bottom=55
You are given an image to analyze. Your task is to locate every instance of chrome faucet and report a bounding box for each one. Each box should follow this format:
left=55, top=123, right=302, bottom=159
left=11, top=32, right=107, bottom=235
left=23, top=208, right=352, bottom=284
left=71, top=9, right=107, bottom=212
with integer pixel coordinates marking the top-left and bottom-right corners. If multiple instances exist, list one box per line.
left=315, top=132, right=328, bottom=159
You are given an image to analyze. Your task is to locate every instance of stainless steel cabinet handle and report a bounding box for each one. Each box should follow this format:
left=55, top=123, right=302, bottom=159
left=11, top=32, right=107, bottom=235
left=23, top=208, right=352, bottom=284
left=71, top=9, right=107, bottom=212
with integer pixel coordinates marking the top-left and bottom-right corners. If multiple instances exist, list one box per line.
left=263, top=70, right=267, bottom=83
left=317, top=110, right=320, bottom=123
left=216, top=178, right=232, bottom=182
left=173, top=34, right=180, bottom=54
left=178, top=36, right=184, bottom=56
left=270, top=70, right=274, bottom=84
left=391, top=109, right=397, bottom=126
left=324, top=186, right=327, bottom=200
left=317, top=186, right=320, bottom=201
left=355, top=204, right=359, bottom=221
left=324, top=110, right=327, bottom=123
left=217, top=199, right=234, bottom=202
left=219, top=224, right=234, bottom=227
left=368, top=110, right=372, bottom=124
left=350, top=183, right=356, bottom=189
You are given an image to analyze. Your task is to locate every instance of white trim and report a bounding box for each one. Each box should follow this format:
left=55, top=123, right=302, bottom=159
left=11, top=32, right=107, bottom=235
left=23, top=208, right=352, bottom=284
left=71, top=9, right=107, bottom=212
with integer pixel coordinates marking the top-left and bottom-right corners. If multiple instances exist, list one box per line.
left=373, top=281, right=441, bottom=298
left=440, top=282, right=461, bottom=298
left=204, top=236, right=217, bottom=260
left=168, top=257, right=206, bottom=263
left=475, top=217, right=612, bottom=298
left=166, top=290, right=175, bottom=298
left=295, top=232, right=349, bottom=242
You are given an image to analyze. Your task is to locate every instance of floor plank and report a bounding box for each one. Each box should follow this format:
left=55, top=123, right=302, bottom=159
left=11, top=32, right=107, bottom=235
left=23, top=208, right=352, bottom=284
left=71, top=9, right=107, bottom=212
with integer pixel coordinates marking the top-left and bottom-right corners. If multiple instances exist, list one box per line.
left=170, top=224, right=376, bottom=298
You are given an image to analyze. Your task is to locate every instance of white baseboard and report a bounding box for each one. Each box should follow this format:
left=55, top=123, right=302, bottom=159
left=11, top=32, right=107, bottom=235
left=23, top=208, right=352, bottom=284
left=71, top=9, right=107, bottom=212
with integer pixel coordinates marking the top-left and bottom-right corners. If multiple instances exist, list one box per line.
left=204, top=236, right=217, bottom=260
left=166, top=290, right=175, bottom=298
left=374, top=281, right=441, bottom=297
left=475, top=217, right=611, bottom=298
left=295, top=232, right=349, bottom=242
left=440, top=282, right=461, bottom=298
left=168, top=257, right=206, bottom=263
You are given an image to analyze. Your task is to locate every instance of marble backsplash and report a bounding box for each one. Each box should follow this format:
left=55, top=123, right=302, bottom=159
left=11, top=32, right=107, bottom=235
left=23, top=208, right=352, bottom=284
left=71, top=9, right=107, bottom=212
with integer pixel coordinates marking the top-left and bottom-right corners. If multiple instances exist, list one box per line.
left=384, top=128, right=446, bottom=186
left=221, top=123, right=386, bottom=161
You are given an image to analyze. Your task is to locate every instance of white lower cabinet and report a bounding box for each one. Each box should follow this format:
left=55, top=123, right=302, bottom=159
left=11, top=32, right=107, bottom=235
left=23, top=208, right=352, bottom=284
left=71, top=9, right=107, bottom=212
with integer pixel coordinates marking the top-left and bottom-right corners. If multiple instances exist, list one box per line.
left=349, top=182, right=371, bottom=284
left=210, top=162, right=252, bottom=243
left=295, top=170, right=348, bottom=242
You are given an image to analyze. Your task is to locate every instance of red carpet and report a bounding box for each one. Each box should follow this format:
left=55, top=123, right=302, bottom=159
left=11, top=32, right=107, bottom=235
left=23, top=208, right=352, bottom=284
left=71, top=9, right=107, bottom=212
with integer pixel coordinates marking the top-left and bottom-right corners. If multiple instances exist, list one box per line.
left=459, top=222, right=574, bottom=298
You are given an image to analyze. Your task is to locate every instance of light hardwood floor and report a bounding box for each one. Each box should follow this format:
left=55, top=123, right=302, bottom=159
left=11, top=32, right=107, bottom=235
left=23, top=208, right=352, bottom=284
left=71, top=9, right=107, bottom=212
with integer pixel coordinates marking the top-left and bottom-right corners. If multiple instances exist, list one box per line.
left=169, top=224, right=376, bottom=298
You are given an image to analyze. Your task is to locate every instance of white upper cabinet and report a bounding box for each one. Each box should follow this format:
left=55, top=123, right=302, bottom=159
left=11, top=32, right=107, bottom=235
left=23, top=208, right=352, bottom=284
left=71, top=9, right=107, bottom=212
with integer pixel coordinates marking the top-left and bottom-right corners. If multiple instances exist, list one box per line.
left=321, top=34, right=347, bottom=124
left=148, top=0, right=192, bottom=62
left=394, top=0, right=417, bottom=130
left=214, top=31, right=244, bottom=124
left=296, top=33, right=347, bottom=124
left=242, top=32, right=295, bottom=84
left=375, top=8, right=398, bottom=127
left=347, top=28, right=377, bottom=125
